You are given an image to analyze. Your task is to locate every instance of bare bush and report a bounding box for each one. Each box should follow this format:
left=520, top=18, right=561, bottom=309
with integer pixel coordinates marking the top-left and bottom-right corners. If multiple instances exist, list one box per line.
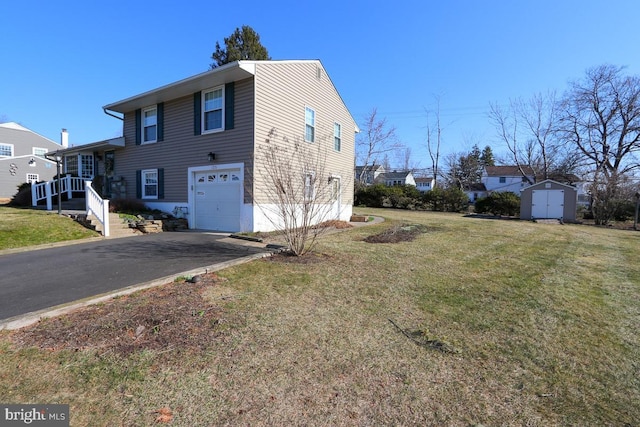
left=254, top=128, right=347, bottom=256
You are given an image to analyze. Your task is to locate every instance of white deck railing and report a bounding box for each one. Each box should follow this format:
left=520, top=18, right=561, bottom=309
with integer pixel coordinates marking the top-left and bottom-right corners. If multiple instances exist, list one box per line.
left=31, top=175, right=86, bottom=210
left=85, top=180, right=110, bottom=237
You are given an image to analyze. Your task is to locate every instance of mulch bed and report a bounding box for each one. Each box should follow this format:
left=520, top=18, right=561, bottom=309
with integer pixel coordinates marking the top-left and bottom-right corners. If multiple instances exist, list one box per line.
left=9, top=274, right=228, bottom=357
left=364, top=224, right=429, bottom=244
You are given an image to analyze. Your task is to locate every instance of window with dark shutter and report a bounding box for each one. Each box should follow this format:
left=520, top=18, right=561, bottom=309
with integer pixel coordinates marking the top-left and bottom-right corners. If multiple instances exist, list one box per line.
left=194, top=92, right=202, bottom=135
left=225, top=82, right=234, bottom=130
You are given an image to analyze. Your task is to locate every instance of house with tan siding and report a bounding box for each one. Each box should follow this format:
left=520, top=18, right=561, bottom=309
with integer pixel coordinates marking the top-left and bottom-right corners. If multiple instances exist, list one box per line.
left=54, top=60, right=358, bottom=232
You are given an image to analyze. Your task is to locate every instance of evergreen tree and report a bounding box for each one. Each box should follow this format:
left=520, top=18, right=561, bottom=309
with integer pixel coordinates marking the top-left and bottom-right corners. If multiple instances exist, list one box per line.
left=210, top=25, right=271, bottom=69
left=480, top=146, right=495, bottom=167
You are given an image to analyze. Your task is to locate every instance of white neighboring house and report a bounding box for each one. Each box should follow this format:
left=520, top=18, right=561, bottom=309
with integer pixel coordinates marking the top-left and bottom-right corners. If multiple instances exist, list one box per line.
left=355, top=164, right=386, bottom=185
left=464, top=183, right=488, bottom=203
left=415, top=177, right=435, bottom=192
left=377, top=170, right=416, bottom=187
left=0, top=122, right=66, bottom=198
left=482, top=166, right=535, bottom=193
left=464, top=165, right=534, bottom=203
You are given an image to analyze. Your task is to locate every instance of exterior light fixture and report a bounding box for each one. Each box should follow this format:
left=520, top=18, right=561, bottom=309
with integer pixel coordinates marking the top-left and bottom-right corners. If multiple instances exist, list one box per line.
left=28, top=157, right=36, bottom=166
left=208, top=152, right=216, bottom=162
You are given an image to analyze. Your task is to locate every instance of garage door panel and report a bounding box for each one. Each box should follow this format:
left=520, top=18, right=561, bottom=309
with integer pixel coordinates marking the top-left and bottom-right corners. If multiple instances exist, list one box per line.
left=194, top=170, right=241, bottom=232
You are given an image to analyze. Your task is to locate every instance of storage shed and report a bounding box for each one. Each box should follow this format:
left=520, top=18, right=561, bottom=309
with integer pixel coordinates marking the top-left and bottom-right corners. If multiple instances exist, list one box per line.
left=520, top=179, right=578, bottom=222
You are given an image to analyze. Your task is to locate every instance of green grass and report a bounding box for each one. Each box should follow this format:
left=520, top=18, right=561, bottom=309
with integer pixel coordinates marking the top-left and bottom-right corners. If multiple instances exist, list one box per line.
left=1, top=209, right=639, bottom=425
left=0, top=206, right=98, bottom=250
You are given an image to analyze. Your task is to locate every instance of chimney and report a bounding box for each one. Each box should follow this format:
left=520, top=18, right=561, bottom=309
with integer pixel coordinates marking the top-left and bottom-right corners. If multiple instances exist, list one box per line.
left=61, top=129, right=68, bottom=148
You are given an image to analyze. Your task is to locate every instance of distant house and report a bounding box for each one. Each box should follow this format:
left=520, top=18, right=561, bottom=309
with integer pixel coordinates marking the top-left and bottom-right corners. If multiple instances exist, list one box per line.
left=464, top=183, right=487, bottom=203
left=464, top=165, right=587, bottom=207
left=415, top=177, right=435, bottom=192
left=377, top=170, right=416, bottom=187
left=355, top=164, right=386, bottom=185
left=0, top=123, right=65, bottom=198
left=482, top=166, right=535, bottom=193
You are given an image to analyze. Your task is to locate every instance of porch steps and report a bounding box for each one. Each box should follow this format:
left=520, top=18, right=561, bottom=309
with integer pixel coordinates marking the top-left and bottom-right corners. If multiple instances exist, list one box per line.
left=88, top=213, right=143, bottom=238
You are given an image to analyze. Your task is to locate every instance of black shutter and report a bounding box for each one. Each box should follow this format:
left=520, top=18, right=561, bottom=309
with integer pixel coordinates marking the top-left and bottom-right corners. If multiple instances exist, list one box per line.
left=135, top=109, right=142, bottom=145
left=158, top=168, right=164, bottom=199
left=225, top=82, right=234, bottom=130
left=194, top=92, right=202, bottom=135
left=136, top=170, right=142, bottom=198
left=157, top=103, right=164, bottom=141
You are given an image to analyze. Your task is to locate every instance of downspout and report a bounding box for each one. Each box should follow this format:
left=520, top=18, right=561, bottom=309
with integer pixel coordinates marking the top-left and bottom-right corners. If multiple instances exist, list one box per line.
left=103, top=107, right=124, bottom=121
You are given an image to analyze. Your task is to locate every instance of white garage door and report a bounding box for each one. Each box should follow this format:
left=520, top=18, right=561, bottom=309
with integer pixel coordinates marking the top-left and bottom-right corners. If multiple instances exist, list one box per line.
left=193, top=169, right=241, bottom=231
left=532, top=189, right=564, bottom=219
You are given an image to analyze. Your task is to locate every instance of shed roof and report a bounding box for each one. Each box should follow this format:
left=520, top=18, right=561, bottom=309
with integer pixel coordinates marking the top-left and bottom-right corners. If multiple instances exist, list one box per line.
left=522, top=179, right=578, bottom=192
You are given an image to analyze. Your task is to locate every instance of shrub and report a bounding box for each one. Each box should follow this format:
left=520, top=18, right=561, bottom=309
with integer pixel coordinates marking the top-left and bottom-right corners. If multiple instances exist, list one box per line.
left=474, top=196, right=491, bottom=214
left=109, top=198, right=148, bottom=214
left=355, top=184, right=388, bottom=208
left=612, top=198, right=635, bottom=222
left=474, top=192, right=520, bottom=216
left=442, top=187, right=470, bottom=212
left=423, top=187, right=469, bottom=212
left=388, top=185, right=420, bottom=209
left=8, top=182, right=34, bottom=207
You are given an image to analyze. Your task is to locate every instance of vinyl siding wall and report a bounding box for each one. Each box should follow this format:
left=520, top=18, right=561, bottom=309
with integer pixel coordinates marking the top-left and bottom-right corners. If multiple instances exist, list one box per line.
left=116, top=77, right=255, bottom=204
left=252, top=61, right=356, bottom=207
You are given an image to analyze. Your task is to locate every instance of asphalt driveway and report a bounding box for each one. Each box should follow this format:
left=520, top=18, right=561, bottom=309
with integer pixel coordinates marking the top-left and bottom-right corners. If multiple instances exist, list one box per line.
left=0, top=232, right=276, bottom=326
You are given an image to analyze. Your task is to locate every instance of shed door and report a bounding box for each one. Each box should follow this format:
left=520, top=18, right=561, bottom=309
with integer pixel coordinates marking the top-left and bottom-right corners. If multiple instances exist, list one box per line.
left=532, top=190, right=564, bottom=219
left=193, top=169, right=241, bottom=231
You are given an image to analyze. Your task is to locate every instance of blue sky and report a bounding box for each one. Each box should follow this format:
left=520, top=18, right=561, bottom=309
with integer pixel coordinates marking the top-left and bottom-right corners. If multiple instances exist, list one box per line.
left=2, top=0, right=639, bottom=169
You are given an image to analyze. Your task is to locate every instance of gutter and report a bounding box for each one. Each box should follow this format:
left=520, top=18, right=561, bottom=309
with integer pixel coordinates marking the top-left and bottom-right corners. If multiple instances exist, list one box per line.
left=103, top=107, right=124, bottom=121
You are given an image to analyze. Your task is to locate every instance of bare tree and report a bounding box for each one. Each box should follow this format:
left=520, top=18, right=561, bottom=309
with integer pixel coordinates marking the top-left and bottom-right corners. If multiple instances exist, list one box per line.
left=489, top=92, right=574, bottom=183
left=557, top=64, right=640, bottom=224
left=394, top=147, right=412, bottom=171
left=255, top=128, right=347, bottom=256
left=425, top=96, right=443, bottom=188
left=356, top=108, right=401, bottom=183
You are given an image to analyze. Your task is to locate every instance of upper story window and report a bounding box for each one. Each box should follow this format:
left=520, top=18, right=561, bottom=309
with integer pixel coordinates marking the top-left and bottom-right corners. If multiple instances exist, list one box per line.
left=33, top=147, right=48, bottom=158
left=0, top=144, right=14, bottom=157
left=499, top=177, right=506, bottom=183
left=305, top=106, right=315, bottom=143
left=203, top=86, right=224, bottom=133
left=334, top=122, right=341, bottom=151
left=142, top=106, right=157, bottom=143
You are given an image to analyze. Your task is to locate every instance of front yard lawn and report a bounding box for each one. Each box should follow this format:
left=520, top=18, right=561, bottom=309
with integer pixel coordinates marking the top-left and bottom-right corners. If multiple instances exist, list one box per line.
left=1, top=209, right=638, bottom=425
left=0, top=206, right=98, bottom=250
